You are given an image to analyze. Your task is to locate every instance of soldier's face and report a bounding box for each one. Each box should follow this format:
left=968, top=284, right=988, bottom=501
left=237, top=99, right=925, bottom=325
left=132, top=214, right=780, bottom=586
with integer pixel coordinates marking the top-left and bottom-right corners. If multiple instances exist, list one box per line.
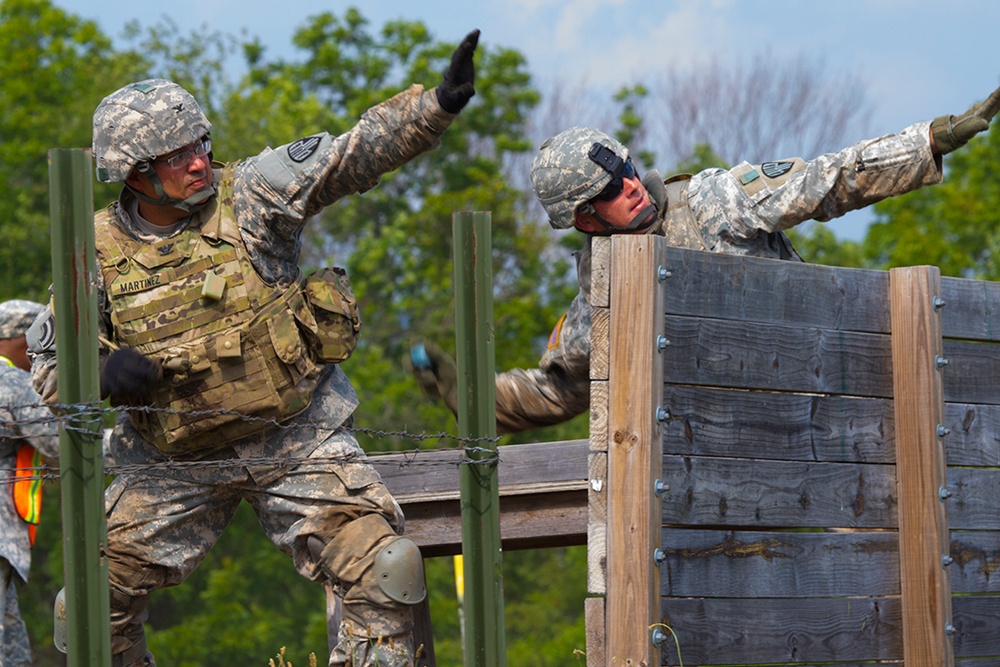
left=128, top=139, right=212, bottom=203
left=574, top=173, right=653, bottom=234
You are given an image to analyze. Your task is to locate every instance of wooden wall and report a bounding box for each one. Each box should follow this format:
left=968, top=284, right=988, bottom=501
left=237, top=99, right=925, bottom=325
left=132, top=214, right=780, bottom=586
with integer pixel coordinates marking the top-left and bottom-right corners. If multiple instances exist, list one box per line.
left=588, top=238, right=1000, bottom=667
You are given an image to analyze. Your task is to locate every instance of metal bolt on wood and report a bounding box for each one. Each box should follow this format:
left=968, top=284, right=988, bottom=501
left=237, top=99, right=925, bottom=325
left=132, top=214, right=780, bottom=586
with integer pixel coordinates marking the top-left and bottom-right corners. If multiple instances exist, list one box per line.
left=942, top=555, right=954, bottom=567
left=935, top=355, right=949, bottom=369
left=945, top=623, right=957, bottom=636
left=657, top=266, right=671, bottom=282
left=656, top=335, right=670, bottom=351
left=656, top=407, right=669, bottom=422
left=654, top=548, right=667, bottom=566
left=651, top=629, right=668, bottom=646
left=937, top=424, right=951, bottom=438
left=939, top=486, right=953, bottom=500
left=933, top=296, right=946, bottom=310
left=654, top=479, right=669, bottom=496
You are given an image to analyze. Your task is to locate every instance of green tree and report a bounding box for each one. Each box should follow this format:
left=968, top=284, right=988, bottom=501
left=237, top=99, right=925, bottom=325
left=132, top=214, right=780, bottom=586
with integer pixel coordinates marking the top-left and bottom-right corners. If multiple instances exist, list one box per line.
left=863, top=121, right=1000, bottom=277
left=0, top=0, right=145, bottom=301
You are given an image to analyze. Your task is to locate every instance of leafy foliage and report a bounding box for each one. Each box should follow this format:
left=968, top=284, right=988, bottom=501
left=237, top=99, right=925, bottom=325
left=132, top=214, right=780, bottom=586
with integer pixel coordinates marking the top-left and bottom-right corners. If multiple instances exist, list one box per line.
left=864, top=122, right=1000, bottom=277
left=0, top=0, right=146, bottom=301
left=11, top=2, right=994, bottom=666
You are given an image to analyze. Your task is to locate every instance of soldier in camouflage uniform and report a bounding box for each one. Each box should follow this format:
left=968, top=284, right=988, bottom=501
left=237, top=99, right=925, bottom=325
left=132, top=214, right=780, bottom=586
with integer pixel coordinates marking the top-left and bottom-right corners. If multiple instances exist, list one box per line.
left=412, top=84, right=1000, bottom=433
left=28, top=29, right=480, bottom=667
left=0, top=300, right=59, bottom=667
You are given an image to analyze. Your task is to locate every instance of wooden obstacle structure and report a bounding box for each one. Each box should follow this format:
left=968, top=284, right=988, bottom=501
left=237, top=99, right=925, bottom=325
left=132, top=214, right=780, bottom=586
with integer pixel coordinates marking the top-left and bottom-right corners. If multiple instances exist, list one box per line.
left=586, top=236, right=1000, bottom=667
left=373, top=235, right=1000, bottom=666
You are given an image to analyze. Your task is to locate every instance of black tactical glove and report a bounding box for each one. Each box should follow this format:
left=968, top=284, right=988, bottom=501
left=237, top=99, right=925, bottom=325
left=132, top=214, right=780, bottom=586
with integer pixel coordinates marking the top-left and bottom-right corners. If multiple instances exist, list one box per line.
left=100, top=348, right=161, bottom=405
left=931, top=84, right=1000, bottom=155
left=435, top=29, right=479, bottom=114
left=407, top=341, right=459, bottom=416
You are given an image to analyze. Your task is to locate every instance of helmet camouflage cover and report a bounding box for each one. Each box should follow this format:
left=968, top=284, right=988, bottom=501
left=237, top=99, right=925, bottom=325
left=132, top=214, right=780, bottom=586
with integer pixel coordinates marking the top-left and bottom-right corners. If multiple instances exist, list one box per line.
left=530, top=127, right=630, bottom=229
left=93, top=79, right=212, bottom=183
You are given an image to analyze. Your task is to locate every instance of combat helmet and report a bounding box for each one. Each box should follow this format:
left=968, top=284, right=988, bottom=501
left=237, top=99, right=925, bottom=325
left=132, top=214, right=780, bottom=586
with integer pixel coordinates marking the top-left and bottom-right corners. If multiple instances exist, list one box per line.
left=530, top=127, right=633, bottom=230
left=93, top=79, right=215, bottom=211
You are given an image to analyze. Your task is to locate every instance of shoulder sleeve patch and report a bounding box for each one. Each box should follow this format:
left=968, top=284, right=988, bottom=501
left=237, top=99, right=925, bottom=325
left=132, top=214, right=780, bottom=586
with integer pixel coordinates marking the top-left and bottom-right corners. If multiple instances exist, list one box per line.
left=758, top=157, right=806, bottom=188
left=287, top=135, right=323, bottom=163
left=547, top=313, right=568, bottom=350
left=761, top=161, right=794, bottom=178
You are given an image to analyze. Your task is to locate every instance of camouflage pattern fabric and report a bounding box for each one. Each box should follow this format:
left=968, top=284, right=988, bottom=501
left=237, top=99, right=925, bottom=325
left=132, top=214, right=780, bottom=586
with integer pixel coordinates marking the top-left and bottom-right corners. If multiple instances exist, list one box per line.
left=0, top=363, right=58, bottom=582
left=494, top=121, right=941, bottom=433
left=0, top=302, right=44, bottom=341
left=0, top=561, right=30, bottom=667
left=29, top=82, right=455, bottom=667
left=0, top=360, right=58, bottom=667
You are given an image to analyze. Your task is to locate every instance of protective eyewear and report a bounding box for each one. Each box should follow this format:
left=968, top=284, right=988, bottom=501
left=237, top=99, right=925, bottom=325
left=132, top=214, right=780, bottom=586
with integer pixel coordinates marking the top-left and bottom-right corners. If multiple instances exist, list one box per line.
left=591, top=157, right=636, bottom=202
left=158, top=138, right=211, bottom=170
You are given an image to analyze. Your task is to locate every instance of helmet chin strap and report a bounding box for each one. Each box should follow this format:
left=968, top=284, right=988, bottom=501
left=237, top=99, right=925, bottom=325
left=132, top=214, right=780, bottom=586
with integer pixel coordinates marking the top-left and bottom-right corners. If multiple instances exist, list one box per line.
left=131, top=163, right=216, bottom=214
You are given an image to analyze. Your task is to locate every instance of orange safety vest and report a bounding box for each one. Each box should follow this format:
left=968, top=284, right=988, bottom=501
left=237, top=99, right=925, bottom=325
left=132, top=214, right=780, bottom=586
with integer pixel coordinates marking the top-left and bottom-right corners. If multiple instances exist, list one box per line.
left=14, top=445, right=42, bottom=547
left=2, top=355, right=43, bottom=547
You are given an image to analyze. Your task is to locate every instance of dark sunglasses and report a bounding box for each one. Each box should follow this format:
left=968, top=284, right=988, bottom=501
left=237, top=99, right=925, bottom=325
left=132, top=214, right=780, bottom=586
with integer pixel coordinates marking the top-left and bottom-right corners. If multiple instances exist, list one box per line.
left=591, top=158, right=636, bottom=202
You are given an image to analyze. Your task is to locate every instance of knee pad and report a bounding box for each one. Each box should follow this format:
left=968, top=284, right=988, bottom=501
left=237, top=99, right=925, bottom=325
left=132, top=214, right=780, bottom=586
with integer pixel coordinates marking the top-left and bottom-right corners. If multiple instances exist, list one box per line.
left=374, top=536, right=426, bottom=605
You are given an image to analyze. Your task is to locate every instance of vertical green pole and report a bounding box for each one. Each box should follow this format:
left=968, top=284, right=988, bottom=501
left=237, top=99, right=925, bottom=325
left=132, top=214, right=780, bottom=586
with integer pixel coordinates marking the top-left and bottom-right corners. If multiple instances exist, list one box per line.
left=48, top=149, right=111, bottom=666
left=453, top=211, right=505, bottom=666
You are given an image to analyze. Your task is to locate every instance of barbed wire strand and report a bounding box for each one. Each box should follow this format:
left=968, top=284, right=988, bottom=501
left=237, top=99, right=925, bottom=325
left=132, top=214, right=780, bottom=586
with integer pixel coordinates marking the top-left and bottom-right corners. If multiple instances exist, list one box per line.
left=0, top=401, right=505, bottom=484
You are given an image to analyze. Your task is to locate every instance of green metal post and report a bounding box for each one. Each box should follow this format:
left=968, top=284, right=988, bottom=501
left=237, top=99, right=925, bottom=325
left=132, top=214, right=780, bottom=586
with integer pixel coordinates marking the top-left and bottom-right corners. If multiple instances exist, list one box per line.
left=453, top=211, right=505, bottom=666
left=48, top=149, right=111, bottom=666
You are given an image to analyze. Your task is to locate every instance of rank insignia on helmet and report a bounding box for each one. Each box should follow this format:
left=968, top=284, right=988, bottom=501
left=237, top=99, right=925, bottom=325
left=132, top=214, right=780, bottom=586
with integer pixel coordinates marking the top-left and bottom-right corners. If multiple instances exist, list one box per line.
left=288, top=136, right=322, bottom=163
left=761, top=161, right=795, bottom=179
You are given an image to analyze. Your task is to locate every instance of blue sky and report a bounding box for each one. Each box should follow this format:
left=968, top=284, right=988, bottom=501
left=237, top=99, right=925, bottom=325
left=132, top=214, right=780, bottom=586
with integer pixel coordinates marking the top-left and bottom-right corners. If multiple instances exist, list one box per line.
left=52, top=0, right=1000, bottom=241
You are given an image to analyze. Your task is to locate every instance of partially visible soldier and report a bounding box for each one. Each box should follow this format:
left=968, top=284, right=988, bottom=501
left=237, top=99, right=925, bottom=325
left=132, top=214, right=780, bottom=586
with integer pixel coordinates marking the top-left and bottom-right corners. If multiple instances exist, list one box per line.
left=0, top=299, right=58, bottom=667
left=412, top=84, right=1000, bottom=433
left=28, top=28, right=480, bottom=667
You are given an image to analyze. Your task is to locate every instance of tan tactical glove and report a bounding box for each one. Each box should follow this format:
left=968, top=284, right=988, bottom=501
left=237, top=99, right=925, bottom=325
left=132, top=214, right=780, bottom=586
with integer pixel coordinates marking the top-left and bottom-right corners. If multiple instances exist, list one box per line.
left=408, top=341, right=459, bottom=416
left=931, top=84, right=1000, bottom=154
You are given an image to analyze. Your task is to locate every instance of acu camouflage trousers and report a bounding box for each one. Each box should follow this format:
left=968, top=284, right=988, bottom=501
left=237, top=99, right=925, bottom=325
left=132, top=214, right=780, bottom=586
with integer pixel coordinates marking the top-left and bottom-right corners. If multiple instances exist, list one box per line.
left=104, top=428, right=416, bottom=667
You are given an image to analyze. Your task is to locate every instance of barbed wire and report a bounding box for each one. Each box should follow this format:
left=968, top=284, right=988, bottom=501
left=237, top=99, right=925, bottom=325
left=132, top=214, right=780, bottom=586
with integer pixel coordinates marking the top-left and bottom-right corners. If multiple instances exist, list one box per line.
left=0, top=400, right=505, bottom=484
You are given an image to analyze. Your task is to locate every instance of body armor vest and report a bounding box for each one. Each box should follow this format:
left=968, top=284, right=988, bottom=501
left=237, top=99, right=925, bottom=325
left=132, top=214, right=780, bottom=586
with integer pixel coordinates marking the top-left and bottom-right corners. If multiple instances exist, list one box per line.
left=94, top=165, right=352, bottom=455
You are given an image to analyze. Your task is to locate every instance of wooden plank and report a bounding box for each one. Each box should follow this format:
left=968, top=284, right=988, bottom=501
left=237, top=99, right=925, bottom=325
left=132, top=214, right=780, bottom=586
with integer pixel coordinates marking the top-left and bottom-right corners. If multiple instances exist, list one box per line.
left=662, top=246, right=891, bottom=332
left=662, top=385, right=895, bottom=463
left=584, top=597, right=605, bottom=667
left=660, top=455, right=899, bottom=529
left=940, top=274, right=1000, bottom=342
left=590, top=306, right=609, bottom=381
left=890, top=266, right=953, bottom=667
left=661, top=385, right=1000, bottom=467
left=660, top=529, right=900, bottom=598
left=659, top=596, right=903, bottom=664
left=369, top=439, right=588, bottom=499
left=587, top=452, right=607, bottom=595
left=663, top=316, right=895, bottom=397
left=943, top=403, right=1000, bottom=466
left=943, top=467, right=1000, bottom=530
left=941, top=338, right=1000, bottom=404
left=606, top=235, right=666, bottom=665
left=588, top=236, right=611, bottom=309
left=952, top=595, right=1000, bottom=658
left=400, top=489, right=586, bottom=558
left=948, top=530, right=1000, bottom=593
left=589, top=380, right=608, bottom=452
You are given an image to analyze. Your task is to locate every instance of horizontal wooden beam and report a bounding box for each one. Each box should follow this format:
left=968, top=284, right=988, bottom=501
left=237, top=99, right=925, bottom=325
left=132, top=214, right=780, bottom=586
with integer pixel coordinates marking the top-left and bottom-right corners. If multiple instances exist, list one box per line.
left=369, top=439, right=589, bottom=557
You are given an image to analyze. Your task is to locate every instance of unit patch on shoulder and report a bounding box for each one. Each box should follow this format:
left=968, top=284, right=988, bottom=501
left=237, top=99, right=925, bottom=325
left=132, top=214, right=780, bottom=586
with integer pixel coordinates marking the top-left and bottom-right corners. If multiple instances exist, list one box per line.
left=761, top=161, right=794, bottom=179
left=287, top=136, right=323, bottom=163
left=547, top=313, right=568, bottom=350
